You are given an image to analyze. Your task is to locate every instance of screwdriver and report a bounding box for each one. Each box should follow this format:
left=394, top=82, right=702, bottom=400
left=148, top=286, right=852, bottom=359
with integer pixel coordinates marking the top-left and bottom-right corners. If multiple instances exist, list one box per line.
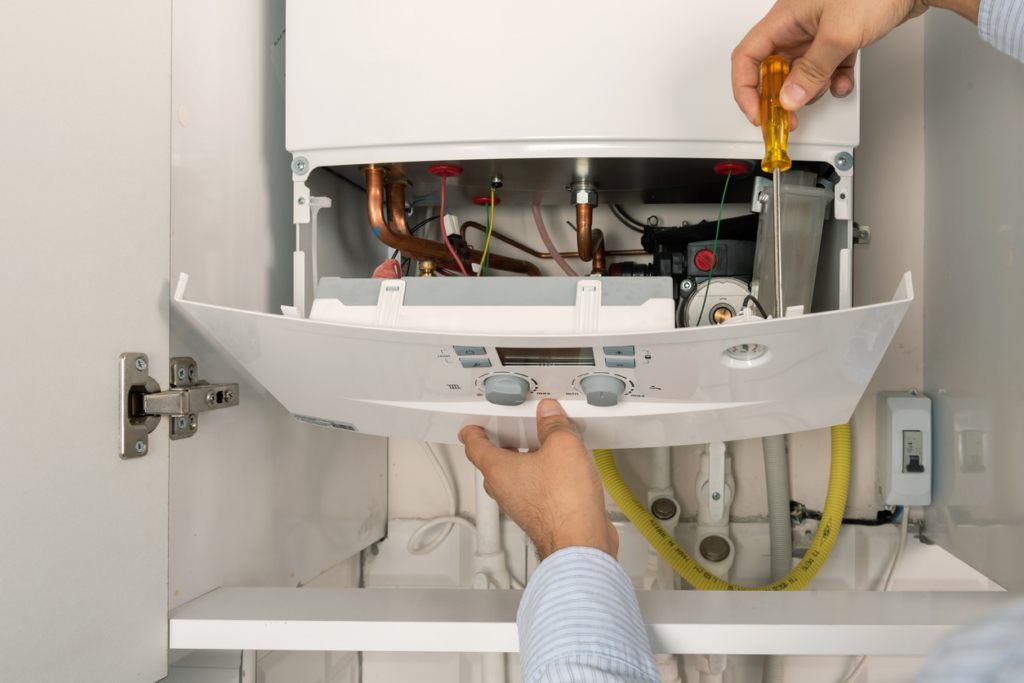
left=760, top=54, right=791, bottom=319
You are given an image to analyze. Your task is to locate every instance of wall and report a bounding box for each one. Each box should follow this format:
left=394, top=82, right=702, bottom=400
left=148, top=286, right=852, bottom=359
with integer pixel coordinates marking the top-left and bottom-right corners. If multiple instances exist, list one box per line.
left=923, top=10, right=1024, bottom=590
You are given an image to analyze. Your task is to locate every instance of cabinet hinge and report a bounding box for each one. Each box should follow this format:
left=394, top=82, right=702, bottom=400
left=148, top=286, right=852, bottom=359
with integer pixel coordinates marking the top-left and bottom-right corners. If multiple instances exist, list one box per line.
left=119, top=353, right=240, bottom=458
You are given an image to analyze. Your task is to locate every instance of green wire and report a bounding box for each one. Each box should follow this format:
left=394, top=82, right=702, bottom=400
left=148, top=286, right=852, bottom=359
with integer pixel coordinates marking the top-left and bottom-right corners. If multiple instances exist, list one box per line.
left=695, top=170, right=733, bottom=327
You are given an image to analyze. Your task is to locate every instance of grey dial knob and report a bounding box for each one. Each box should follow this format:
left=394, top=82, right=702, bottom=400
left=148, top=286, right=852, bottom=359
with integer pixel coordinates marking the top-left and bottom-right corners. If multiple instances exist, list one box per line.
left=483, top=374, right=531, bottom=406
left=580, top=375, right=626, bottom=407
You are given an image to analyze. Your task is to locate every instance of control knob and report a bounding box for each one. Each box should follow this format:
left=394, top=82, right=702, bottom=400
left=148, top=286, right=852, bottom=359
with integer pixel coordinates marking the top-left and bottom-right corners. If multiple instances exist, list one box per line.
left=580, top=375, right=626, bottom=407
left=482, top=374, right=531, bottom=406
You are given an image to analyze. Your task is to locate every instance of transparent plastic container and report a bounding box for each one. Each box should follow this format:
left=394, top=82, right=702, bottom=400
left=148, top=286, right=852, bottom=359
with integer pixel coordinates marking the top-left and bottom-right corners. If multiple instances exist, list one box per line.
left=752, top=170, right=834, bottom=315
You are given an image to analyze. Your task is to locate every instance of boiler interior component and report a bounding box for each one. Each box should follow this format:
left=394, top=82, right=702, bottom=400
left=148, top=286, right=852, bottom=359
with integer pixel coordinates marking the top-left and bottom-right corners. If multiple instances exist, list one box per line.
left=683, top=278, right=755, bottom=328
left=751, top=171, right=835, bottom=315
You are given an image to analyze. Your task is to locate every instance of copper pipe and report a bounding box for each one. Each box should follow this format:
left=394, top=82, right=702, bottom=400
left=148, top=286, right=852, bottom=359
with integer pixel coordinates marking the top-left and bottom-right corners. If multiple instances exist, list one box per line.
left=460, top=221, right=645, bottom=260
left=362, top=166, right=540, bottom=276
left=576, top=204, right=595, bottom=261
left=385, top=177, right=412, bottom=235
left=590, top=228, right=607, bottom=275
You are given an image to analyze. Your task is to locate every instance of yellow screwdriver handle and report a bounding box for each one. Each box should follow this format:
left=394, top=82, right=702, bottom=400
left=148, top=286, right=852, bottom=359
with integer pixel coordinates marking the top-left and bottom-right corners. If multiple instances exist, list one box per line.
left=760, top=55, right=792, bottom=173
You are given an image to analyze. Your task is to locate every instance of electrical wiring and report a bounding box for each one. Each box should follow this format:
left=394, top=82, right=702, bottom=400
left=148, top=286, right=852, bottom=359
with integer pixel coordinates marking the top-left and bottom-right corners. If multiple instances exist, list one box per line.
left=408, top=443, right=466, bottom=555
left=609, top=204, right=647, bottom=233
left=695, top=170, right=733, bottom=326
left=478, top=188, right=496, bottom=276
left=438, top=176, right=469, bottom=276
left=392, top=214, right=440, bottom=261
left=742, top=293, right=769, bottom=319
left=835, top=509, right=912, bottom=683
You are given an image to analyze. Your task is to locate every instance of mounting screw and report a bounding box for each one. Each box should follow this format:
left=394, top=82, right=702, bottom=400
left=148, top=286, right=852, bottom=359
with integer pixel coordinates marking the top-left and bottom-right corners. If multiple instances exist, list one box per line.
left=189, top=415, right=198, bottom=429
left=224, top=389, right=235, bottom=403
left=206, top=390, right=217, bottom=407
left=291, top=157, right=309, bottom=175
left=297, top=197, right=306, bottom=206
left=490, top=175, right=503, bottom=189
left=711, top=491, right=722, bottom=501
left=134, top=440, right=147, bottom=454
left=176, top=367, right=187, bottom=382
left=176, top=416, right=187, bottom=430
left=646, top=215, right=660, bottom=227
left=188, top=365, right=197, bottom=381
left=758, top=190, right=770, bottom=204
left=134, top=357, right=147, bottom=372
left=833, top=151, right=853, bottom=171
left=680, top=278, right=695, bottom=294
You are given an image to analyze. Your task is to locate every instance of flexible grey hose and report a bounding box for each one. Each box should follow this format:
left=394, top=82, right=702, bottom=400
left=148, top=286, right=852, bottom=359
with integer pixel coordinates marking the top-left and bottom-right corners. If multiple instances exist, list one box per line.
left=762, top=434, right=791, bottom=683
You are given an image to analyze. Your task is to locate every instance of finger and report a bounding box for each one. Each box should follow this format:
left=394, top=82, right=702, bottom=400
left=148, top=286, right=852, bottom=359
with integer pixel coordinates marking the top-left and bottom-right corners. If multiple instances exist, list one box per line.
left=460, top=425, right=507, bottom=473
left=535, top=399, right=577, bottom=444
left=781, top=27, right=858, bottom=111
left=830, top=53, right=857, bottom=97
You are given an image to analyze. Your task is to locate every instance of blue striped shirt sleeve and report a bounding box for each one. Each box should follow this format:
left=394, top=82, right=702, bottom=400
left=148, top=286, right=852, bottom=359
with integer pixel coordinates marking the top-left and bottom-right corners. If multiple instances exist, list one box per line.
left=517, top=546, right=660, bottom=683
left=979, top=0, right=1024, bottom=61
left=917, top=599, right=1024, bottom=681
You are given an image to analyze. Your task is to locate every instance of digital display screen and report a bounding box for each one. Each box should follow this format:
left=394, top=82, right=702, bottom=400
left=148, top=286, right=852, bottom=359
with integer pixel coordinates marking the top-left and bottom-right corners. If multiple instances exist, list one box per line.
left=496, top=347, right=595, bottom=367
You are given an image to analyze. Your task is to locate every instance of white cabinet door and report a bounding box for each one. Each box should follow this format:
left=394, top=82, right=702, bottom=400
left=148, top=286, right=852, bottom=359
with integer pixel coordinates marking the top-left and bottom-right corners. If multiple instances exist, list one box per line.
left=0, top=2, right=171, bottom=681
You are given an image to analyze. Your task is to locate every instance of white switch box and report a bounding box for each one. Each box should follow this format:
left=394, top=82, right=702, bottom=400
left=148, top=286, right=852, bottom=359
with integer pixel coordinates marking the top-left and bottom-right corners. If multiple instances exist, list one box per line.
left=877, top=392, right=932, bottom=506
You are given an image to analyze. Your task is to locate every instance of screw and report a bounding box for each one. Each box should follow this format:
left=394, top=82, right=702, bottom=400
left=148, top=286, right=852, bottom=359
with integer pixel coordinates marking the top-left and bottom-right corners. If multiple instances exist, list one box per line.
left=711, top=491, right=721, bottom=501
left=206, top=391, right=217, bottom=407
left=176, top=367, right=187, bottom=382
left=646, top=215, right=660, bottom=227
left=134, top=357, right=147, bottom=371
left=134, top=440, right=147, bottom=454
left=291, top=157, right=309, bottom=175
left=176, top=416, right=187, bottom=430
left=490, top=175, right=503, bottom=189
left=224, top=389, right=235, bottom=403
left=189, top=415, right=198, bottom=429
left=834, top=151, right=854, bottom=171
left=297, top=197, right=306, bottom=205
left=188, top=365, right=197, bottom=381
left=758, top=190, right=770, bottom=204
left=680, top=279, right=695, bottom=293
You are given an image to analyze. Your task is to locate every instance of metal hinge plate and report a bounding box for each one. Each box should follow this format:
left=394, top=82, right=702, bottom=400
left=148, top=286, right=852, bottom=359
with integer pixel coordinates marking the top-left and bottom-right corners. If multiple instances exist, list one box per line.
left=119, top=353, right=239, bottom=458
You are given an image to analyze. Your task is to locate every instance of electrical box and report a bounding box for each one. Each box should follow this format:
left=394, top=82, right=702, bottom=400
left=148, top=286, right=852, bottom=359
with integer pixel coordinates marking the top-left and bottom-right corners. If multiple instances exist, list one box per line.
left=877, top=392, right=933, bottom=506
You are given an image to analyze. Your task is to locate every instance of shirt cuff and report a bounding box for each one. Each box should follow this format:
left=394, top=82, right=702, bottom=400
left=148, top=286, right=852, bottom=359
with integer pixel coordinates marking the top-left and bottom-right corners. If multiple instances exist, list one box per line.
left=978, top=0, right=1024, bottom=61
left=517, top=547, right=660, bottom=683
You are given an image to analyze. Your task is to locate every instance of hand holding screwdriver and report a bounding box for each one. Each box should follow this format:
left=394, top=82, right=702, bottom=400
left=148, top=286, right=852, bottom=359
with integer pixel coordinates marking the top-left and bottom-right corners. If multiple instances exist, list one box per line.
left=761, top=55, right=790, bottom=318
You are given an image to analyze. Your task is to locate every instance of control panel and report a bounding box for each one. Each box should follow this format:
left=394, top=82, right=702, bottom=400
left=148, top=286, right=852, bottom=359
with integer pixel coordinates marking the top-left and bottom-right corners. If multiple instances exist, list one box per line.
left=452, top=344, right=645, bottom=407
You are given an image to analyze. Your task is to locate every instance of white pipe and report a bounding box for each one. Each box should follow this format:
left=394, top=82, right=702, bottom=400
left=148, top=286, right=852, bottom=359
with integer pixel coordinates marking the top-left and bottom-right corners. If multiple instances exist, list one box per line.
left=475, top=469, right=502, bottom=558
left=650, top=446, right=671, bottom=490
left=762, top=434, right=792, bottom=683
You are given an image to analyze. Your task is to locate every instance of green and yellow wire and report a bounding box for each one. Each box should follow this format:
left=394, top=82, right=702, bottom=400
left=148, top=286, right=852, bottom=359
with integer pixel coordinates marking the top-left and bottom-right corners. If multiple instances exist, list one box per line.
left=478, top=188, right=496, bottom=276
left=695, top=170, right=732, bottom=326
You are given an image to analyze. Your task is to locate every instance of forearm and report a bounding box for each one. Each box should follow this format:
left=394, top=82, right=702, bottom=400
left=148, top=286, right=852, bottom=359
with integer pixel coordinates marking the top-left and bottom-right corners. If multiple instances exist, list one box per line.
left=517, top=547, right=660, bottom=683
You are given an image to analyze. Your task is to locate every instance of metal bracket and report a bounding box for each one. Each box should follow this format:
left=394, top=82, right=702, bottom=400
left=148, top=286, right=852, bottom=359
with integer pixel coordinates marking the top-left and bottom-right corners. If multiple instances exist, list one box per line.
left=751, top=176, right=772, bottom=213
left=853, top=223, right=871, bottom=245
left=119, top=353, right=239, bottom=458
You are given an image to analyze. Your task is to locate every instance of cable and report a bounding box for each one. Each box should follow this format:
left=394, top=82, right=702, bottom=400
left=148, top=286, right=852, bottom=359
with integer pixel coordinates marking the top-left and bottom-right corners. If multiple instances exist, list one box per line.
left=439, top=176, right=469, bottom=276
left=695, top=171, right=733, bottom=327
left=836, top=510, right=911, bottom=683
left=594, top=424, right=850, bottom=591
left=743, top=294, right=769, bottom=319
left=609, top=204, right=647, bottom=233
left=792, top=502, right=902, bottom=527
left=532, top=198, right=579, bottom=276
left=478, top=188, right=496, bottom=276
left=324, top=167, right=367, bottom=193
left=408, top=443, right=468, bottom=555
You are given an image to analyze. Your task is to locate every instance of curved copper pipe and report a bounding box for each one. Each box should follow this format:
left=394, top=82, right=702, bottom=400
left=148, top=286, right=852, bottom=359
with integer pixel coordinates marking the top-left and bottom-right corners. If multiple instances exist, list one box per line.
left=385, top=177, right=412, bottom=235
left=590, top=228, right=606, bottom=275
left=362, top=166, right=540, bottom=276
left=460, top=221, right=644, bottom=260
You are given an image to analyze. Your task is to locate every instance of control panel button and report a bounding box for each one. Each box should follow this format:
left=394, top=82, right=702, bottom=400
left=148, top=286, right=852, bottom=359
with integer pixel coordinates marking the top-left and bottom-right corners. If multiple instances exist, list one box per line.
left=460, top=357, right=492, bottom=369
left=580, top=375, right=626, bottom=407
left=605, top=357, right=636, bottom=369
left=483, top=374, right=531, bottom=406
left=602, top=345, right=635, bottom=356
left=454, top=346, right=487, bottom=356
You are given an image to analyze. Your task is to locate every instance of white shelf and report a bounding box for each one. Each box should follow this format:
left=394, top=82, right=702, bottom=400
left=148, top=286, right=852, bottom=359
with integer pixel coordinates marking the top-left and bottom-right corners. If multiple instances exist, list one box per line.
left=169, top=587, right=1012, bottom=655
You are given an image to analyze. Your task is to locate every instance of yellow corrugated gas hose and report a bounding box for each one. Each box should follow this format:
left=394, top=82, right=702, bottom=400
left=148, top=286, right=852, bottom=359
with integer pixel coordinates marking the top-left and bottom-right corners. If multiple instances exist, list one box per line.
left=594, top=424, right=850, bottom=591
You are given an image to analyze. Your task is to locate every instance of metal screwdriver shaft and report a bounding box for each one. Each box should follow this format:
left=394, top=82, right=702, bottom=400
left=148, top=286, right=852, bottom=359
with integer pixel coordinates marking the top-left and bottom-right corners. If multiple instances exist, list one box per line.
left=760, top=55, right=792, bottom=318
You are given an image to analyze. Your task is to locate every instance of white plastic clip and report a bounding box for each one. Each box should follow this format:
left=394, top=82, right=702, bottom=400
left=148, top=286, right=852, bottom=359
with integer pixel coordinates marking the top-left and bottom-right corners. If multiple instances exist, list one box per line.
left=574, top=280, right=602, bottom=333
left=374, top=280, right=406, bottom=328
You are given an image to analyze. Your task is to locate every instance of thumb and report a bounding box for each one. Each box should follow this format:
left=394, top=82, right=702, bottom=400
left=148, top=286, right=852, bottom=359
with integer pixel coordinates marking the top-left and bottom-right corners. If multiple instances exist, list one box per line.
left=536, top=399, right=577, bottom=444
left=781, top=32, right=856, bottom=111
